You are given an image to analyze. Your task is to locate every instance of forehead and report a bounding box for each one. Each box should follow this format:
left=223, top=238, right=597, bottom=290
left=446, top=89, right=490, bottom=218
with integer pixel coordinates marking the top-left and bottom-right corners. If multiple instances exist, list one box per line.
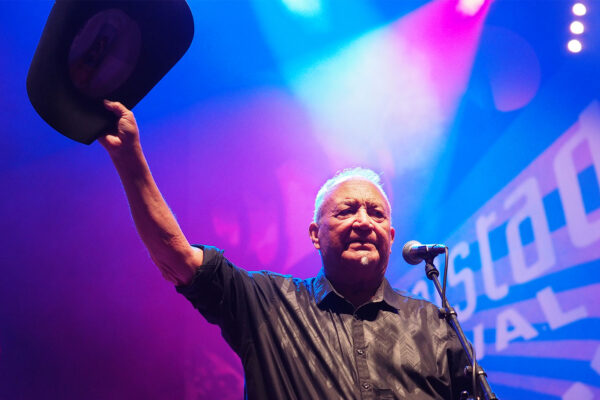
left=324, top=179, right=389, bottom=208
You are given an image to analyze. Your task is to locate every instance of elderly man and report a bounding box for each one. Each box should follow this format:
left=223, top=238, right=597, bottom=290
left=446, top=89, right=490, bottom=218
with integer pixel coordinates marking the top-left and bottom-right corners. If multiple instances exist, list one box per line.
left=101, top=100, right=469, bottom=399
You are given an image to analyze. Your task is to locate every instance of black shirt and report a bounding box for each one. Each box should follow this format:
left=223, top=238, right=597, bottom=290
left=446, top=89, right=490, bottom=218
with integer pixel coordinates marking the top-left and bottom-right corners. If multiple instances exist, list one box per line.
left=177, top=246, right=470, bottom=399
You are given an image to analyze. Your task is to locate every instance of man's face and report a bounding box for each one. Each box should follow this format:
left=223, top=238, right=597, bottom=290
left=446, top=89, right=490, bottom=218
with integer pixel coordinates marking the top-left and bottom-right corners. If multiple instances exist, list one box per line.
left=309, top=179, right=395, bottom=286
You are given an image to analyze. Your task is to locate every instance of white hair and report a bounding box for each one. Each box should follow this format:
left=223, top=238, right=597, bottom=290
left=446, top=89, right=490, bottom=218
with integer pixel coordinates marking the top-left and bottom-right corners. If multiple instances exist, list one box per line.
left=313, top=167, right=391, bottom=222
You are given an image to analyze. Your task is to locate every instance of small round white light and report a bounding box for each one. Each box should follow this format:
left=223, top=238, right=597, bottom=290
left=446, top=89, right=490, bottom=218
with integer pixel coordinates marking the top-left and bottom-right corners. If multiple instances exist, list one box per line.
left=572, top=3, right=587, bottom=16
left=567, top=39, right=583, bottom=53
left=570, top=21, right=585, bottom=34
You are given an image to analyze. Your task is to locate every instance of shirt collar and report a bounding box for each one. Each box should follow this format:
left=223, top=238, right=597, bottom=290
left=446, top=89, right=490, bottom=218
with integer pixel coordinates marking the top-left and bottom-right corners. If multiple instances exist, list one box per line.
left=313, top=269, right=335, bottom=305
left=313, top=269, right=408, bottom=310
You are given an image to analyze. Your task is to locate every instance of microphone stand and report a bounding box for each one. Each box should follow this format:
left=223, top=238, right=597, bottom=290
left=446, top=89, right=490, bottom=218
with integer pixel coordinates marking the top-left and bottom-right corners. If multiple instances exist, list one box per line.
left=423, top=254, right=498, bottom=400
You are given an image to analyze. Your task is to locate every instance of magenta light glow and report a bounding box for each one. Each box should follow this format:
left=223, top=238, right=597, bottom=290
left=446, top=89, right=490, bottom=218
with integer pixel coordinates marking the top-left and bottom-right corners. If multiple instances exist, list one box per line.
left=291, top=0, right=491, bottom=179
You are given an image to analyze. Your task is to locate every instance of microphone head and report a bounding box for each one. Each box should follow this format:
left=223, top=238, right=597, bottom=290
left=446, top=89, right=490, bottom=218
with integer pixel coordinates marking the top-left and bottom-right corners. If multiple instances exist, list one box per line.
left=402, top=240, right=423, bottom=265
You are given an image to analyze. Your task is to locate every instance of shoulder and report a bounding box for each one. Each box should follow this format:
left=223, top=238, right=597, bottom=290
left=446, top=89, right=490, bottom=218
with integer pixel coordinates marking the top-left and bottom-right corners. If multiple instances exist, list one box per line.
left=249, top=270, right=310, bottom=291
left=247, top=271, right=324, bottom=306
left=383, top=280, right=437, bottom=309
left=384, top=283, right=448, bottom=323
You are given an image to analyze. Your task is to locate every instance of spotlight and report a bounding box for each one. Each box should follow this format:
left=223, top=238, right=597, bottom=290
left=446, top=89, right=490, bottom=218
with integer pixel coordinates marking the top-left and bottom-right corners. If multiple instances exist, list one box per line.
left=572, top=3, right=587, bottom=17
left=281, top=0, right=321, bottom=17
left=570, top=21, right=585, bottom=34
left=567, top=39, right=583, bottom=53
left=456, top=0, right=486, bottom=16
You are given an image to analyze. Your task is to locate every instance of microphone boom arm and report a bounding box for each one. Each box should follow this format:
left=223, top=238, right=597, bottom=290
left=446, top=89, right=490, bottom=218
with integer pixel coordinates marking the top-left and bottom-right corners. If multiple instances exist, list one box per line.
left=421, top=251, right=498, bottom=400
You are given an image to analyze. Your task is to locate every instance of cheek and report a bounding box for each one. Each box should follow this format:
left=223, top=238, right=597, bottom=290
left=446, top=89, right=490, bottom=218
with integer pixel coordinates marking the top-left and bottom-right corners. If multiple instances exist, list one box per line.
left=319, top=228, right=336, bottom=246
left=377, top=228, right=393, bottom=246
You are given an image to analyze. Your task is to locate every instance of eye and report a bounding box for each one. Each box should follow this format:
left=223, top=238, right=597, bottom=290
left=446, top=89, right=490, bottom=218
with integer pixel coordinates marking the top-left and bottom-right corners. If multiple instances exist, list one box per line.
left=335, top=205, right=357, bottom=218
left=369, top=207, right=386, bottom=220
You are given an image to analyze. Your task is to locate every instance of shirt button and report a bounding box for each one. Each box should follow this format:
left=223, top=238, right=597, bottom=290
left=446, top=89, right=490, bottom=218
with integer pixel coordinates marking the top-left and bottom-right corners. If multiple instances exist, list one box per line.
left=362, top=382, right=371, bottom=390
left=356, top=349, right=365, bottom=356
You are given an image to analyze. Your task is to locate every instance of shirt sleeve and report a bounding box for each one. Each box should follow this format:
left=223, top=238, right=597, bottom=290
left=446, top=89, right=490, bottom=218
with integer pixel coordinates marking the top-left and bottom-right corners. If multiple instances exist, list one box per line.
left=175, top=245, right=275, bottom=354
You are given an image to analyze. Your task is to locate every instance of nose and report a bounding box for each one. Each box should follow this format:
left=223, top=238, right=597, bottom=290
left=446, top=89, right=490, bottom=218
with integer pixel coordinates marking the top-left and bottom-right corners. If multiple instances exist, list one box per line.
left=353, top=207, right=372, bottom=230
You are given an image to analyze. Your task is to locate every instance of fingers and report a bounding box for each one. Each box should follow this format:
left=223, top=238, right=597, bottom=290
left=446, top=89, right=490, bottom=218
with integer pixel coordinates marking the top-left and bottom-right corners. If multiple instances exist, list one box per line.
left=103, top=99, right=130, bottom=117
left=100, top=99, right=139, bottom=153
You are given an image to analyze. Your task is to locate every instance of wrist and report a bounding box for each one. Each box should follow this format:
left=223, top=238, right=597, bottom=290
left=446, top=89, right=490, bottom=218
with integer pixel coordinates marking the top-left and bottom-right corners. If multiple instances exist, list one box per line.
left=108, top=141, right=143, bottom=162
left=110, top=145, right=149, bottom=177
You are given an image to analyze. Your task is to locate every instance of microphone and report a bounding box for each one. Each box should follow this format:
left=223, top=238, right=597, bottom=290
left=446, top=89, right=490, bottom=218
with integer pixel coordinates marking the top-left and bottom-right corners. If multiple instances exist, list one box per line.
left=402, top=240, right=447, bottom=265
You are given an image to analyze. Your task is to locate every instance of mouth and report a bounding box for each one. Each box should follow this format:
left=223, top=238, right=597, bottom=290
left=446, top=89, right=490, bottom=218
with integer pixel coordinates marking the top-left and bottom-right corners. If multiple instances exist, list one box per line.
left=347, top=240, right=376, bottom=249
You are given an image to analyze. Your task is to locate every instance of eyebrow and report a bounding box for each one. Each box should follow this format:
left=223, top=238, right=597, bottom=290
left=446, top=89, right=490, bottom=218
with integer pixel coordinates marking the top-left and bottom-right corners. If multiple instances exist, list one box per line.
left=338, top=199, right=387, bottom=209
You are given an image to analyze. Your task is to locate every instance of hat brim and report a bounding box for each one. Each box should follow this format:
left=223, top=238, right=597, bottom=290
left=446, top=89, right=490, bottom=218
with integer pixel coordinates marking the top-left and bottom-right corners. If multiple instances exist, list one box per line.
left=27, top=0, right=194, bottom=144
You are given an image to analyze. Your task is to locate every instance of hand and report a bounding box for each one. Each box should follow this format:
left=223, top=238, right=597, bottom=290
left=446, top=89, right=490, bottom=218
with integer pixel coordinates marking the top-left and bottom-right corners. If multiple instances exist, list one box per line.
left=98, top=100, right=141, bottom=158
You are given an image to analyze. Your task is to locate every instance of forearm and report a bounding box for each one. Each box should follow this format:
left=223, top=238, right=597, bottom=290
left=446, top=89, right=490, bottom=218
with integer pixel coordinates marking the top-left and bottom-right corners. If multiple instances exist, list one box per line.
left=110, top=146, right=202, bottom=285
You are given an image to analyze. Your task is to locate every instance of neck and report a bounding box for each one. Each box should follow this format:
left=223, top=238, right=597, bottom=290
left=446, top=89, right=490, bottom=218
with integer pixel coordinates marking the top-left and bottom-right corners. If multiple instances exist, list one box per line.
left=326, top=273, right=383, bottom=308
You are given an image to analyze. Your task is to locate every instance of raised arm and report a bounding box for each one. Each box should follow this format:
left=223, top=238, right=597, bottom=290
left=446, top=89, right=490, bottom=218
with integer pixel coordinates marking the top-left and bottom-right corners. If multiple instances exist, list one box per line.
left=99, top=100, right=203, bottom=286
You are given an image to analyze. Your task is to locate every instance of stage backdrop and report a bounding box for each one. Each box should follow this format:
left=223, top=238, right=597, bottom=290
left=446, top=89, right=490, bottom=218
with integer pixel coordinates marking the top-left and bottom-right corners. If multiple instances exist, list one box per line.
left=0, top=1, right=598, bottom=399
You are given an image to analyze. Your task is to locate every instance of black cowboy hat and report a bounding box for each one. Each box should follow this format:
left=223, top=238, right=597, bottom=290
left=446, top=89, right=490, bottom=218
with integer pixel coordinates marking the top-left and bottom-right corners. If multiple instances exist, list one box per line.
left=27, top=0, right=194, bottom=144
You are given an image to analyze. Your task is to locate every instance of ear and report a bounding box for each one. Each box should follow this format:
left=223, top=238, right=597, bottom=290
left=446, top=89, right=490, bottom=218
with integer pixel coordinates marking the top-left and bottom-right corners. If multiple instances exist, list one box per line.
left=390, top=226, right=395, bottom=251
left=309, top=222, right=320, bottom=250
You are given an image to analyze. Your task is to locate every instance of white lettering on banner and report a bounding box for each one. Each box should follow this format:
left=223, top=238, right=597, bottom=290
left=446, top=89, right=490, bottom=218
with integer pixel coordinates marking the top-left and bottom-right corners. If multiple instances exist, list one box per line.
left=536, top=286, right=588, bottom=329
left=562, top=382, right=594, bottom=400
left=448, top=241, right=477, bottom=321
left=496, top=308, right=538, bottom=352
left=554, top=120, right=600, bottom=248
left=476, top=212, right=509, bottom=300
left=405, top=102, right=600, bottom=359
left=504, top=178, right=556, bottom=284
left=473, top=323, right=485, bottom=360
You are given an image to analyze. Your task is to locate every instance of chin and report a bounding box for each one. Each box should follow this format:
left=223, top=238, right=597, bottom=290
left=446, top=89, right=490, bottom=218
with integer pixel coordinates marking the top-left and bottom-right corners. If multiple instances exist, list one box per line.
left=344, top=254, right=379, bottom=266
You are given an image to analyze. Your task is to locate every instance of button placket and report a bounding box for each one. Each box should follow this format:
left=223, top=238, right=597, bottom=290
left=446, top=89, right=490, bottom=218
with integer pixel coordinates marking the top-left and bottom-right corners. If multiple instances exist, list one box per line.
left=352, top=314, right=373, bottom=399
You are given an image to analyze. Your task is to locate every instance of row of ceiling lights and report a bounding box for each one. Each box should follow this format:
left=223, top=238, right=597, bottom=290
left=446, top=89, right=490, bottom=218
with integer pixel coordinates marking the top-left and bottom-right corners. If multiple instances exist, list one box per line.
left=567, top=2, right=588, bottom=53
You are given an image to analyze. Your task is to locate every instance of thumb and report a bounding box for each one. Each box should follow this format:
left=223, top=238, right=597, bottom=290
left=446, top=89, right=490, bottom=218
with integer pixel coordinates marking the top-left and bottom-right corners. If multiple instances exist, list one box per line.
left=97, top=133, right=120, bottom=149
left=103, top=99, right=129, bottom=117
